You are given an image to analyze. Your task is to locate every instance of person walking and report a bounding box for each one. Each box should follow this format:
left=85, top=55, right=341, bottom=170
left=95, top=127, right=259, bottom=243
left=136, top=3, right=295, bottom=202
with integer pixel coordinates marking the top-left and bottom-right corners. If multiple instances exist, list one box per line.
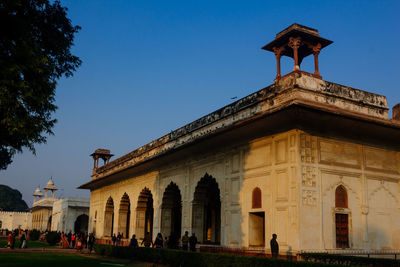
left=7, top=233, right=11, bottom=248
left=189, top=233, right=197, bottom=252
left=163, top=236, right=168, bottom=249
left=129, top=234, right=138, bottom=248
left=116, top=232, right=121, bottom=246
left=154, top=233, right=163, bottom=248
left=181, top=231, right=189, bottom=251
left=112, top=233, right=117, bottom=246
left=88, top=233, right=96, bottom=253
left=141, top=232, right=153, bottom=248
left=20, top=233, right=26, bottom=248
left=71, top=233, right=76, bottom=248
left=10, top=232, right=16, bottom=249
left=67, top=231, right=72, bottom=247
left=270, top=234, right=279, bottom=258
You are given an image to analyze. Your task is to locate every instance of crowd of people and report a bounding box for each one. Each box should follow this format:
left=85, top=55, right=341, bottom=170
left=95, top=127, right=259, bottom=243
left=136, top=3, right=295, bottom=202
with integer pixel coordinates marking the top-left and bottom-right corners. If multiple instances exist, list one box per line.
left=60, top=231, right=96, bottom=252
left=114, top=231, right=198, bottom=251
left=5, top=229, right=28, bottom=249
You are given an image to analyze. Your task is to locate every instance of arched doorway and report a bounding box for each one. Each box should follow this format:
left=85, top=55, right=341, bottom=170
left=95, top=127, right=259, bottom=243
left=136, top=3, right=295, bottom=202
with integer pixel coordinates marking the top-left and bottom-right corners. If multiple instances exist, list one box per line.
left=161, top=182, right=182, bottom=240
left=74, top=214, right=89, bottom=234
left=104, top=197, right=114, bottom=237
left=47, top=216, right=52, bottom=231
left=135, top=188, right=153, bottom=240
left=118, top=193, right=131, bottom=239
left=192, top=174, right=221, bottom=244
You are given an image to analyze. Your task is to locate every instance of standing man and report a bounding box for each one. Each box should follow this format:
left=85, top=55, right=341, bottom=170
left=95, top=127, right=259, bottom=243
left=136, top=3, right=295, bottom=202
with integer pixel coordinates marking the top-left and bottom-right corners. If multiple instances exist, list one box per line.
left=129, top=234, right=138, bottom=248
left=181, top=231, right=189, bottom=251
left=189, top=233, right=197, bottom=252
left=88, top=233, right=96, bottom=254
left=270, top=234, right=279, bottom=258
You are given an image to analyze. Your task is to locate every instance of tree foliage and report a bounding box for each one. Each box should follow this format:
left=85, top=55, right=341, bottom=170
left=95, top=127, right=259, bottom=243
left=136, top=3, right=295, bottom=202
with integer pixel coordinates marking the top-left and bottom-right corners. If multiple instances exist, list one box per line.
left=0, top=184, right=28, bottom=211
left=0, top=0, right=81, bottom=169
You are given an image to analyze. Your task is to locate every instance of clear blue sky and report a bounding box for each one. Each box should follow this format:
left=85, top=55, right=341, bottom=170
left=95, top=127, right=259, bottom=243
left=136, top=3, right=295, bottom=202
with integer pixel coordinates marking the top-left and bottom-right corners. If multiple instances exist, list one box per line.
left=1, top=0, right=399, bottom=206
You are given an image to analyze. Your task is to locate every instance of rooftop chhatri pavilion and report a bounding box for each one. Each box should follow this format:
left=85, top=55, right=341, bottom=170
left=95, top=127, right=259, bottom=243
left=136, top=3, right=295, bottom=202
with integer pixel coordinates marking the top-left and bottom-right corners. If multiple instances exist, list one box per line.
left=262, top=23, right=332, bottom=80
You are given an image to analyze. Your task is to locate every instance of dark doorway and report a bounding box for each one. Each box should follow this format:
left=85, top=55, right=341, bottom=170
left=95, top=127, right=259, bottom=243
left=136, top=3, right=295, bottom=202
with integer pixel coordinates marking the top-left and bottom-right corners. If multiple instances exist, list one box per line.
left=47, top=216, right=52, bottom=231
left=192, top=174, right=221, bottom=244
left=161, top=182, right=182, bottom=240
left=74, top=214, right=89, bottom=234
left=335, top=213, right=349, bottom=248
left=118, top=193, right=130, bottom=238
left=104, top=197, right=114, bottom=237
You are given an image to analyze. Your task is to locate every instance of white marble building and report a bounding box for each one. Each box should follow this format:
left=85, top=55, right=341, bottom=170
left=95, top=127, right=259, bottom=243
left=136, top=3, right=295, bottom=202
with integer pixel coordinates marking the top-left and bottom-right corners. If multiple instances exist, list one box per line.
left=31, top=178, right=89, bottom=233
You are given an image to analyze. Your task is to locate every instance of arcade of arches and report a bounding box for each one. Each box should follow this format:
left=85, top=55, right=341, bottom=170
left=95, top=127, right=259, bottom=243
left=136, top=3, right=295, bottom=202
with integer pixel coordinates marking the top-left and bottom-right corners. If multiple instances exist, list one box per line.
left=88, top=131, right=400, bottom=252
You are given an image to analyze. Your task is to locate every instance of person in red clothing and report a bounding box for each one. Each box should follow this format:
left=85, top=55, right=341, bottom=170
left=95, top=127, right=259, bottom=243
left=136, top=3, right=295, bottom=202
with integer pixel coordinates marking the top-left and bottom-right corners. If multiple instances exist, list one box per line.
left=7, top=233, right=11, bottom=248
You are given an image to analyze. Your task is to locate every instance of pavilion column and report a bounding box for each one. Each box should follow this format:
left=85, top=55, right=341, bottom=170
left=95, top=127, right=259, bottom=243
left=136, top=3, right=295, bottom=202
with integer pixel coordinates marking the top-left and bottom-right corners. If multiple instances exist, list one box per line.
left=273, top=46, right=285, bottom=81
left=288, top=37, right=302, bottom=71
left=312, top=43, right=322, bottom=78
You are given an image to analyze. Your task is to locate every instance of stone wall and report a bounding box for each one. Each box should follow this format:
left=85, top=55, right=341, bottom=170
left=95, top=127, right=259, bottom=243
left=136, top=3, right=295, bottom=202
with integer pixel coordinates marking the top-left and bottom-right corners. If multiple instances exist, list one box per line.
left=89, top=129, right=400, bottom=253
left=298, top=132, right=400, bottom=251
left=0, top=211, right=32, bottom=230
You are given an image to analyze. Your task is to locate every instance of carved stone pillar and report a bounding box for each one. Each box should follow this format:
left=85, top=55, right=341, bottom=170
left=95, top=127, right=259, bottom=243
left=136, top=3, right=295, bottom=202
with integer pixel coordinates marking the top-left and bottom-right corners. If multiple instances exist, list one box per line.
left=312, top=43, right=322, bottom=78
left=273, top=46, right=285, bottom=81
left=288, top=37, right=301, bottom=71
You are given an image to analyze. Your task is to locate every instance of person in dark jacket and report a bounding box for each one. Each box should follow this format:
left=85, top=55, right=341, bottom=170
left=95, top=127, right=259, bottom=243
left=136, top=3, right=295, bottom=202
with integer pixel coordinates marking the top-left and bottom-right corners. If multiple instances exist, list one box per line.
left=154, top=233, right=163, bottom=248
left=189, top=233, right=197, bottom=252
left=129, top=234, right=138, bottom=248
left=270, top=234, right=279, bottom=258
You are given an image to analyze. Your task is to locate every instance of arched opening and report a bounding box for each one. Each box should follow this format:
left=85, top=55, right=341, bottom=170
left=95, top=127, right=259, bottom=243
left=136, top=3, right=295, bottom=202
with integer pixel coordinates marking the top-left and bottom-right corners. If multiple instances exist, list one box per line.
left=161, top=182, right=182, bottom=242
left=118, top=193, right=131, bottom=239
left=136, top=188, right=153, bottom=240
left=335, top=185, right=348, bottom=208
left=249, top=187, right=264, bottom=246
left=74, top=214, right=89, bottom=234
left=335, top=185, right=349, bottom=248
left=104, top=197, right=114, bottom=237
left=252, top=187, right=262, bottom=209
left=192, top=174, right=221, bottom=244
left=47, top=216, right=52, bottom=231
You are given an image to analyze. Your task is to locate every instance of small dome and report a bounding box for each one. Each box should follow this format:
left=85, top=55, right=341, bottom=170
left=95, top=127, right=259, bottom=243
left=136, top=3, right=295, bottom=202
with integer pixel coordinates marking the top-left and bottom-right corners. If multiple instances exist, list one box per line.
left=44, top=178, right=57, bottom=190
left=33, top=187, right=43, bottom=197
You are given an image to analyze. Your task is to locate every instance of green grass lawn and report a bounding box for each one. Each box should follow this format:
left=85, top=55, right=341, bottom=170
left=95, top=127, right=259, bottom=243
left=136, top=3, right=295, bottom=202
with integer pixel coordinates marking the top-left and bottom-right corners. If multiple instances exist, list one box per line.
left=0, top=252, right=142, bottom=267
left=0, top=239, right=54, bottom=248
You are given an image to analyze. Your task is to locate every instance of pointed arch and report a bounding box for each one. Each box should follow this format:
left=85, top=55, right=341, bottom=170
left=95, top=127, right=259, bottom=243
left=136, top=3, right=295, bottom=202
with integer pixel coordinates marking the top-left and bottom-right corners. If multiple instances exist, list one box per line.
left=104, top=197, right=114, bottom=237
left=161, top=182, right=182, bottom=244
left=136, top=188, right=154, bottom=240
left=335, top=185, right=348, bottom=208
left=192, top=173, right=221, bottom=244
left=118, top=193, right=131, bottom=238
left=252, top=187, right=262, bottom=209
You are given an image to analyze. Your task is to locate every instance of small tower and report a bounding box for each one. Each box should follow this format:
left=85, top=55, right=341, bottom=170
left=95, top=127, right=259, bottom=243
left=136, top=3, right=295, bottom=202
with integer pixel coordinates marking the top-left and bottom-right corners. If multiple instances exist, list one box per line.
left=33, top=186, right=43, bottom=203
left=44, top=178, right=57, bottom=198
left=262, top=23, right=333, bottom=81
left=90, top=149, right=113, bottom=174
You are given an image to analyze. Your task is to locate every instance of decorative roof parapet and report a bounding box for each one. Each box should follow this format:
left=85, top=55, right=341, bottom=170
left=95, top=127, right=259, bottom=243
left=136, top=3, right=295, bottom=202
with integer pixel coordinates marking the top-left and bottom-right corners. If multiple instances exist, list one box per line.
left=88, top=73, right=392, bottom=182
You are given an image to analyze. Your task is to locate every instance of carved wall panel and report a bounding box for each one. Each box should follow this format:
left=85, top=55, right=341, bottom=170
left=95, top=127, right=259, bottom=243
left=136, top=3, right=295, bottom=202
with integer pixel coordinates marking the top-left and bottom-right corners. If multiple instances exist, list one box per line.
left=275, top=138, right=288, bottom=164
left=300, top=134, right=317, bottom=163
left=244, top=141, right=272, bottom=170
left=319, top=140, right=361, bottom=168
left=276, top=169, right=289, bottom=201
left=302, top=190, right=317, bottom=206
left=364, top=148, right=399, bottom=174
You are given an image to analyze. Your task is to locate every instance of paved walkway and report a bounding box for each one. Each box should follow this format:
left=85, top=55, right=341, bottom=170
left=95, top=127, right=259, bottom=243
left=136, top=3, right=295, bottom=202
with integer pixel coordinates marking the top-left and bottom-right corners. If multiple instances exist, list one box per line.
left=0, top=247, right=93, bottom=254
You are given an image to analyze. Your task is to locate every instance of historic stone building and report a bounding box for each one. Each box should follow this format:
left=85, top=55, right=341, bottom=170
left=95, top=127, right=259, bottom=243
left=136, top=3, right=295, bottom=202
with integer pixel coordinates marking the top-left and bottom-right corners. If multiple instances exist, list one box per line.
left=79, top=24, right=400, bottom=253
left=31, top=178, right=89, bottom=233
left=0, top=211, right=31, bottom=231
